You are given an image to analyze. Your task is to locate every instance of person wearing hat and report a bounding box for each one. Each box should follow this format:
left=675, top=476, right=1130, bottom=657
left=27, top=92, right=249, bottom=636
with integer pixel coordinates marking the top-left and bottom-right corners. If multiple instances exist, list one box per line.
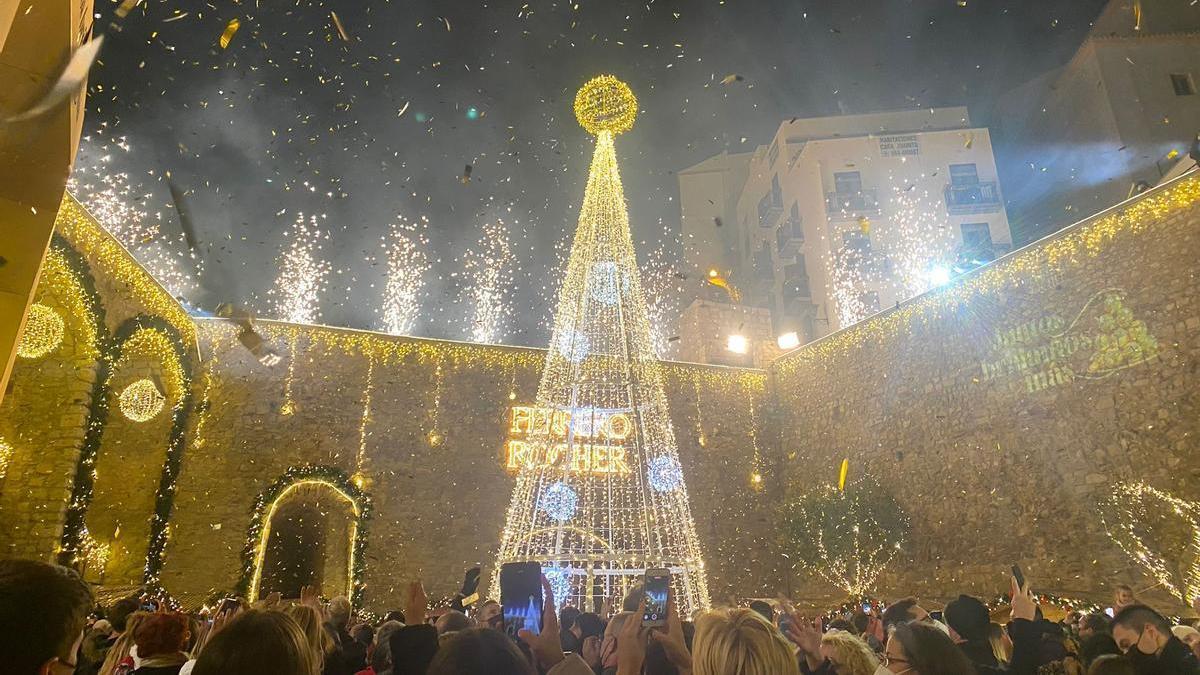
left=944, top=594, right=1005, bottom=674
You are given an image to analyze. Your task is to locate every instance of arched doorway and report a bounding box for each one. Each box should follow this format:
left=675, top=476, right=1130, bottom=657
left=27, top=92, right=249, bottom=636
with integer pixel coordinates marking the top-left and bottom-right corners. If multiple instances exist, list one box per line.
left=259, top=484, right=356, bottom=599
left=246, top=472, right=368, bottom=603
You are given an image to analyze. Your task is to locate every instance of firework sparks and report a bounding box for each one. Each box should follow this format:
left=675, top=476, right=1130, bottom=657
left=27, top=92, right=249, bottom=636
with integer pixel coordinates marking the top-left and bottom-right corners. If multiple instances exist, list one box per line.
left=641, top=234, right=684, bottom=358
left=68, top=136, right=198, bottom=299
left=380, top=214, right=431, bottom=335
left=463, top=217, right=515, bottom=343
left=270, top=213, right=331, bottom=324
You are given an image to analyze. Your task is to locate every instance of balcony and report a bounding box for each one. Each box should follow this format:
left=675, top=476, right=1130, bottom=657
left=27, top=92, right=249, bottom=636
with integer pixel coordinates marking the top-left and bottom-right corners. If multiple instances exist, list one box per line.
left=825, top=189, right=881, bottom=220
left=776, top=218, right=804, bottom=258
left=944, top=181, right=1002, bottom=215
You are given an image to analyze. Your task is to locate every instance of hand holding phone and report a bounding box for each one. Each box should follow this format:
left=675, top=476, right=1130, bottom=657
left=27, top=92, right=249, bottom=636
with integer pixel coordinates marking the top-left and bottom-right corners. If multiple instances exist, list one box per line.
left=643, top=568, right=671, bottom=628
left=500, top=561, right=543, bottom=637
left=1011, top=564, right=1026, bottom=592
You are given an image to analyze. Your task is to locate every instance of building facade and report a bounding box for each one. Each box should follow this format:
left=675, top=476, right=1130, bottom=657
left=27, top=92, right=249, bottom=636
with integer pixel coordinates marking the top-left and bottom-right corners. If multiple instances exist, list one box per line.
left=680, top=108, right=1013, bottom=349
left=991, top=0, right=1200, bottom=244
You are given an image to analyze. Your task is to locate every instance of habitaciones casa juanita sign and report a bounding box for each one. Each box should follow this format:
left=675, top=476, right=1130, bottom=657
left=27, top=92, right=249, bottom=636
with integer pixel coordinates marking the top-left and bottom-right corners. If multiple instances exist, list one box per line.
left=504, top=405, right=634, bottom=475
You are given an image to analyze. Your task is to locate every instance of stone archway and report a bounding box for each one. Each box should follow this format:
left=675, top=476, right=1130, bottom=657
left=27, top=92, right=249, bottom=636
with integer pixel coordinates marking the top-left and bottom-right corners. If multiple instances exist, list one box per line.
left=247, top=476, right=366, bottom=602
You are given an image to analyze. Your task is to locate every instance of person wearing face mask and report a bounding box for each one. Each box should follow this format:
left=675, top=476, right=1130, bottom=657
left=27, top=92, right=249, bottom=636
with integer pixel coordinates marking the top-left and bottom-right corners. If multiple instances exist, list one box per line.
left=1110, top=605, right=1200, bottom=675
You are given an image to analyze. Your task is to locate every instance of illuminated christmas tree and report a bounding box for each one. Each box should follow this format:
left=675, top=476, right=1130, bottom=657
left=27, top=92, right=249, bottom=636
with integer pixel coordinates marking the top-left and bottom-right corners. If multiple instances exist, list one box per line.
left=494, top=75, right=710, bottom=615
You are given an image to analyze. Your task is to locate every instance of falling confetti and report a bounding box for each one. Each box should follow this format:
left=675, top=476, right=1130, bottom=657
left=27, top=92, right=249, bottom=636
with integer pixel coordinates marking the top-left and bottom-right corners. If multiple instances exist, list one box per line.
left=6, top=35, right=103, bottom=122
left=331, top=11, right=351, bottom=42
left=219, top=18, right=241, bottom=49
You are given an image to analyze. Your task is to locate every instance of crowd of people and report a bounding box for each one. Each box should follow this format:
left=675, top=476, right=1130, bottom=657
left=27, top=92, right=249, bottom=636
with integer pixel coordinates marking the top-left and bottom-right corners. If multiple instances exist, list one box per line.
left=2, top=558, right=1198, bottom=675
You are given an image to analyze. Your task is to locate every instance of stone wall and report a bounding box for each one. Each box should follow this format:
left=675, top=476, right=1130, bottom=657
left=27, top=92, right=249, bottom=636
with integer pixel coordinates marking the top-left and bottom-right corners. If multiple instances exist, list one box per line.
left=0, top=195, right=196, bottom=583
left=770, top=174, right=1200, bottom=609
left=159, top=323, right=771, bottom=611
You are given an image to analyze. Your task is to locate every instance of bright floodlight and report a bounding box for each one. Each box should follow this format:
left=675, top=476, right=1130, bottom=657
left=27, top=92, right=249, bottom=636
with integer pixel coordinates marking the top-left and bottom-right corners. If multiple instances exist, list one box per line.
left=777, top=331, right=800, bottom=350
left=926, top=263, right=952, bottom=287
left=727, top=334, right=748, bottom=354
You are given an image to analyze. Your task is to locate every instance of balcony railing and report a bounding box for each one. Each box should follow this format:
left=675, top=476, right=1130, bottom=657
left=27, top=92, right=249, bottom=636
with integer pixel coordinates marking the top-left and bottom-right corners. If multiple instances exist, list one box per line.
left=825, top=189, right=881, bottom=220
left=776, top=218, right=804, bottom=258
left=944, top=181, right=1002, bottom=215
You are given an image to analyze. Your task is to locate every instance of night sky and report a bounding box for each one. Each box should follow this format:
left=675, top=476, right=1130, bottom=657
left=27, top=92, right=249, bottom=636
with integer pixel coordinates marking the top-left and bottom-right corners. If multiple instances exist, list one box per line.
left=77, top=0, right=1109, bottom=346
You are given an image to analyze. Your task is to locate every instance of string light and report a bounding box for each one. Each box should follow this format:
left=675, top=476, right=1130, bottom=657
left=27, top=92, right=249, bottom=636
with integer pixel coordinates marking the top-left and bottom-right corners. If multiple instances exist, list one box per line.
left=0, top=437, right=12, bottom=479
left=1100, top=481, right=1200, bottom=604
left=380, top=215, right=431, bottom=335
left=244, top=470, right=369, bottom=604
left=17, top=303, right=65, bottom=359
left=271, top=213, right=331, bottom=324
left=495, top=76, right=710, bottom=617
left=427, top=359, right=444, bottom=446
left=776, top=176, right=1200, bottom=376
left=76, top=526, right=112, bottom=575
left=540, top=481, right=579, bottom=522
left=782, top=476, right=910, bottom=597
left=463, top=217, right=515, bottom=343
left=118, top=378, right=166, bottom=422
left=54, top=194, right=195, bottom=344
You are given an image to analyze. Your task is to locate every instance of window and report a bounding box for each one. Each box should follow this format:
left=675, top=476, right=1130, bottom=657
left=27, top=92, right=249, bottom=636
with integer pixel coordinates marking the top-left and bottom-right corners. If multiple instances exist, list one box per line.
left=949, top=163, right=980, bottom=186
left=961, top=222, right=994, bottom=259
left=1171, top=73, right=1196, bottom=96
left=834, top=171, right=862, bottom=195
left=770, top=175, right=783, bottom=206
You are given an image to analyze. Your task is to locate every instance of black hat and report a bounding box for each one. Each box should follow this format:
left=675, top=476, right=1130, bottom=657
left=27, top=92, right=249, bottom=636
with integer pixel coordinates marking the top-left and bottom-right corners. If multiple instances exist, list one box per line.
left=944, top=594, right=990, bottom=641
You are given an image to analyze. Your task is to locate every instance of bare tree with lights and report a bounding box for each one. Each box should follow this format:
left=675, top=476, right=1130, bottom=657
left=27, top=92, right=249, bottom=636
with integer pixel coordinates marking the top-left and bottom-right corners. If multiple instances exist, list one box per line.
left=1100, top=482, right=1200, bottom=606
left=782, top=475, right=909, bottom=598
left=493, top=75, right=710, bottom=616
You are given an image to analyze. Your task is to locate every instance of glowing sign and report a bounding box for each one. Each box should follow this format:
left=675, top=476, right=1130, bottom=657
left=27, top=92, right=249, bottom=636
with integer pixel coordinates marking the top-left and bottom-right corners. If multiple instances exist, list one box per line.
left=505, top=406, right=634, bottom=475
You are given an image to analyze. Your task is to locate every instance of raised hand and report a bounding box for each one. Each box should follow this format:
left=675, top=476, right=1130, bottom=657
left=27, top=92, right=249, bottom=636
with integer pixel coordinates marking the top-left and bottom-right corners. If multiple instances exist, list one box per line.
left=616, top=598, right=649, bottom=675
left=405, top=580, right=428, bottom=626
left=1010, top=575, right=1036, bottom=621
left=517, top=576, right=565, bottom=669
left=581, top=635, right=602, bottom=669
left=300, top=584, right=321, bottom=610
left=786, top=614, right=822, bottom=656
left=650, top=589, right=691, bottom=672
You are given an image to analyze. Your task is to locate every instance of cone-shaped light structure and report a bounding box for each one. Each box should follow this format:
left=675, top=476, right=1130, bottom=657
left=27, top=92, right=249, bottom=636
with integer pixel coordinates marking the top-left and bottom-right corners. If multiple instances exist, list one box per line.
left=494, top=75, right=710, bottom=615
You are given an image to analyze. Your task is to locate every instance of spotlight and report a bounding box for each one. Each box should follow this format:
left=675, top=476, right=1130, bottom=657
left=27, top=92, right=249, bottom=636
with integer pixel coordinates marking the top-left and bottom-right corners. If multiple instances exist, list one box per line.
left=776, top=331, right=800, bottom=350
left=727, top=334, right=748, bottom=354
left=925, top=264, right=952, bottom=287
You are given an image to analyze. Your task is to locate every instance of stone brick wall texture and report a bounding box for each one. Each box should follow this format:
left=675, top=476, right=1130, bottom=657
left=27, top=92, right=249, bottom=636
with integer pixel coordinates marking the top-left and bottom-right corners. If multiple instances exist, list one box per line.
left=3, top=177, right=1199, bottom=614
left=769, top=176, right=1200, bottom=610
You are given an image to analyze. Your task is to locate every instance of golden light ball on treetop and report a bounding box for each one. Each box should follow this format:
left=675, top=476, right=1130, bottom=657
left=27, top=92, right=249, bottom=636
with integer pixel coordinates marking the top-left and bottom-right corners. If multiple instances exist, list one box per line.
left=574, top=75, right=637, bottom=136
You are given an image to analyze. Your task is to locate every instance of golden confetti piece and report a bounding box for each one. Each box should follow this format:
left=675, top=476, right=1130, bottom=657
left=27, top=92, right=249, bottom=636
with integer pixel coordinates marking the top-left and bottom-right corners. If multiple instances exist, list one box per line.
left=115, top=0, right=141, bottom=19
left=163, top=11, right=188, bottom=22
left=956, top=0, right=967, bottom=6
left=331, top=11, right=350, bottom=42
left=220, top=18, right=241, bottom=49
left=460, top=164, right=473, bottom=184
left=397, top=101, right=410, bottom=117
left=1133, top=0, right=1143, bottom=30
left=838, top=458, right=849, bottom=491
left=440, top=16, right=452, bottom=31
left=720, top=73, right=744, bottom=85
left=1166, top=148, right=1180, bottom=160
left=963, top=131, right=974, bottom=149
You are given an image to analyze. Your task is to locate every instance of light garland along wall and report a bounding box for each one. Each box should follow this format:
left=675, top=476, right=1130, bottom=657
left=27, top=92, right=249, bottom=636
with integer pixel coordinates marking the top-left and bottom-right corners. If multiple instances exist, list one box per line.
left=0, top=242, right=103, bottom=560
left=159, top=320, right=771, bottom=611
left=0, top=194, right=199, bottom=591
left=770, top=173, right=1200, bottom=608
left=84, top=320, right=192, bottom=586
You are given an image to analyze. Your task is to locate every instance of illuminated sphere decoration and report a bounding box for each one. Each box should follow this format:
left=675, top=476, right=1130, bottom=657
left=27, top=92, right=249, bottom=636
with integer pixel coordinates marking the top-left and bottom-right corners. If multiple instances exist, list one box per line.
left=540, top=481, right=578, bottom=522
left=647, top=456, right=684, bottom=493
left=574, top=75, right=637, bottom=136
left=17, top=303, right=65, bottom=359
left=555, top=329, right=590, bottom=363
left=589, top=261, right=628, bottom=306
left=118, top=378, right=167, bottom=422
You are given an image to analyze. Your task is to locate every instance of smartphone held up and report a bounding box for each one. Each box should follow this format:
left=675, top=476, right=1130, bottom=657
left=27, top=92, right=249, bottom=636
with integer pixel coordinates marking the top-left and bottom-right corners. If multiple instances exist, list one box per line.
left=500, top=561, right=543, bottom=638
left=643, top=567, right=671, bottom=627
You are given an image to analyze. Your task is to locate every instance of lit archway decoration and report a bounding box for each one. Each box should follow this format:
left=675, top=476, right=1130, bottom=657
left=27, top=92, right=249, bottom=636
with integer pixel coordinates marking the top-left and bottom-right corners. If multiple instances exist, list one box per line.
left=17, top=303, right=66, bottom=359
left=241, top=466, right=371, bottom=605
left=118, top=378, right=166, bottom=422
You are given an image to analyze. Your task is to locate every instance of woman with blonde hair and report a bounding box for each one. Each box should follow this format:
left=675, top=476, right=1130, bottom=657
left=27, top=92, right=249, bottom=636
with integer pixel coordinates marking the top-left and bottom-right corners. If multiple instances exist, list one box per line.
left=816, top=630, right=880, bottom=675
left=191, top=609, right=318, bottom=675
left=285, top=604, right=336, bottom=674
left=99, top=611, right=147, bottom=675
left=692, top=607, right=800, bottom=675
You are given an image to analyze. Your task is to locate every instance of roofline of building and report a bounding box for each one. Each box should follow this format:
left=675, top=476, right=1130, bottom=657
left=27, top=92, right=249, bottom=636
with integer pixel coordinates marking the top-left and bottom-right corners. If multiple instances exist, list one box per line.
left=770, top=167, right=1200, bottom=364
